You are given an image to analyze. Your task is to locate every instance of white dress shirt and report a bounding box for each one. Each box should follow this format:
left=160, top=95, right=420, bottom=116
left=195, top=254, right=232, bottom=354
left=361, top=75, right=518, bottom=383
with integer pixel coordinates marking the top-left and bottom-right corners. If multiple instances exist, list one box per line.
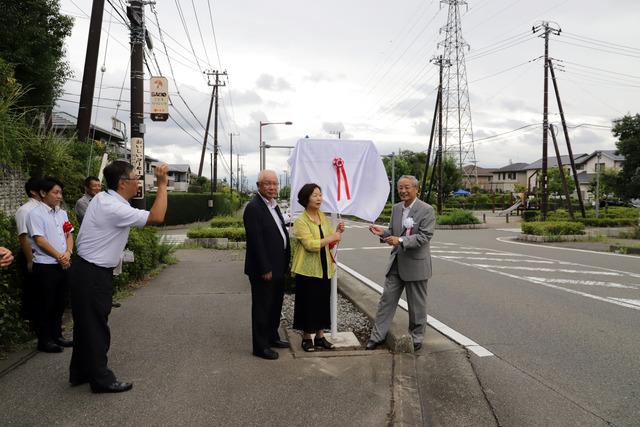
left=27, top=202, right=70, bottom=264
left=15, top=198, right=40, bottom=249
left=77, top=190, right=149, bottom=268
left=259, top=193, right=287, bottom=249
left=401, top=198, right=417, bottom=235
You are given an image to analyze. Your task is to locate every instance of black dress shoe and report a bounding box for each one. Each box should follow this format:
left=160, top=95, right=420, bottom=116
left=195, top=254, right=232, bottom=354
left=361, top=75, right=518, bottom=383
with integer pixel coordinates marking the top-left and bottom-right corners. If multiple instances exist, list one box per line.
left=365, top=340, right=384, bottom=350
left=55, top=337, right=73, bottom=347
left=37, top=341, right=63, bottom=353
left=90, top=381, right=133, bottom=394
left=270, top=339, right=290, bottom=348
left=314, top=336, right=334, bottom=350
left=69, top=378, right=89, bottom=387
left=413, top=342, right=423, bottom=352
left=253, top=348, right=279, bottom=360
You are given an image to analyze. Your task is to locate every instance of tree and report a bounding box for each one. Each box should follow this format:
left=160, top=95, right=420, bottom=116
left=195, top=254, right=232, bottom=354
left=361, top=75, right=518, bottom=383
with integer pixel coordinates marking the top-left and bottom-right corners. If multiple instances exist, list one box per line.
left=0, top=0, right=73, bottom=112
left=547, top=167, right=575, bottom=197
left=612, top=114, right=640, bottom=200
left=587, top=167, right=620, bottom=202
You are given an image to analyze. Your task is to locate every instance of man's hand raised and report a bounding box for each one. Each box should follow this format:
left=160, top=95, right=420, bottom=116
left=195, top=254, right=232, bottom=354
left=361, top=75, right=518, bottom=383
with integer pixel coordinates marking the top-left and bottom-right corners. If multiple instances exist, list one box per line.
left=154, top=163, right=169, bottom=187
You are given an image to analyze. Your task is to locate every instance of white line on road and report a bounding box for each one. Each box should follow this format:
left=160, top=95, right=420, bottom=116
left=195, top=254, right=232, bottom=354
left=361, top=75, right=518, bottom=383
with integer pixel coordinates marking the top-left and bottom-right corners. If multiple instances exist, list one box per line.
left=496, top=236, right=640, bottom=260
left=337, top=262, right=494, bottom=358
left=608, top=298, right=640, bottom=308
left=524, top=277, right=639, bottom=290
left=435, top=257, right=640, bottom=312
left=437, top=256, right=555, bottom=264
left=467, top=264, right=623, bottom=276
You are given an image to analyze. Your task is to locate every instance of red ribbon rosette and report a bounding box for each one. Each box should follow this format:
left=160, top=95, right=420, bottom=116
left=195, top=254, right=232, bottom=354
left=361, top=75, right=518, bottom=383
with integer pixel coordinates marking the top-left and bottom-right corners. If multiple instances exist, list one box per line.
left=63, top=221, right=74, bottom=234
left=332, top=157, right=351, bottom=201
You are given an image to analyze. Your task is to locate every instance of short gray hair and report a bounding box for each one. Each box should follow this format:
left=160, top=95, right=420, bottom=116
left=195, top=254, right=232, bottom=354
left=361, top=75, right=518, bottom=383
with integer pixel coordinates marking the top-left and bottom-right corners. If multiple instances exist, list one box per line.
left=398, top=175, right=419, bottom=188
left=257, top=169, right=277, bottom=184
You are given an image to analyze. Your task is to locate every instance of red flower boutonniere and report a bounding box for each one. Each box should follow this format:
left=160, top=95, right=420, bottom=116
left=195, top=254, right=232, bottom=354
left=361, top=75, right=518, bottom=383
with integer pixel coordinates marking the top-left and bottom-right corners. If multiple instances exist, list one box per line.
left=63, top=221, right=74, bottom=234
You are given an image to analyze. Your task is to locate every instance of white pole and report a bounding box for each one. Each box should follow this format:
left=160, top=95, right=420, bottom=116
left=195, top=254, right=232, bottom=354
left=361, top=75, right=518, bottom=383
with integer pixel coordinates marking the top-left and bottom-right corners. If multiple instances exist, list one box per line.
left=330, top=211, right=338, bottom=338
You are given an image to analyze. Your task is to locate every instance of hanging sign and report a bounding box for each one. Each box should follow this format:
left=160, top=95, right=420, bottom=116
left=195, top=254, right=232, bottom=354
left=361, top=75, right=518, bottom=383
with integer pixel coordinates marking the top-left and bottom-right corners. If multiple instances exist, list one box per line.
left=150, top=76, right=169, bottom=121
left=131, top=137, right=145, bottom=199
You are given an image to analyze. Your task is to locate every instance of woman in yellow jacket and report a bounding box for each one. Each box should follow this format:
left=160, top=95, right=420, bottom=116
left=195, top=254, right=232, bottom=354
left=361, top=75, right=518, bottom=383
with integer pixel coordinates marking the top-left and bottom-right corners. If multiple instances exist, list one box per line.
left=291, top=183, right=345, bottom=352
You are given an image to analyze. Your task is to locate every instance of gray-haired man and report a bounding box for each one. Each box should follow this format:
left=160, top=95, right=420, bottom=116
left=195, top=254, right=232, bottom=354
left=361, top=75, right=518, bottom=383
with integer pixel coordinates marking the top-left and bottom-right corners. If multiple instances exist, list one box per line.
left=366, top=175, right=435, bottom=351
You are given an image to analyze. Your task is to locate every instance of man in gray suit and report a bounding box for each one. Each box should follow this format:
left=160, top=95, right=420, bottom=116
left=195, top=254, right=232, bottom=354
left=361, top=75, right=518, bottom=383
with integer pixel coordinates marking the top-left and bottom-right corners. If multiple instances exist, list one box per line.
left=366, top=175, right=435, bottom=352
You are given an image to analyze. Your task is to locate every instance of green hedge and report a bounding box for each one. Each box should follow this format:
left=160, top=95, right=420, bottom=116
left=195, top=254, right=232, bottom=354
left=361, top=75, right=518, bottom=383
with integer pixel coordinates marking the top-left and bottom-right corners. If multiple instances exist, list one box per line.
left=577, top=218, right=638, bottom=227
left=437, top=209, right=481, bottom=225
left=145, top=192, right=239, bottom=226
left=522, top=210, right=540, bottom=222
left=187, top=227, right=246, bottom=241
left=521, top=221, right=585, bottom=236
left=210, top=215, right=244, bottom=228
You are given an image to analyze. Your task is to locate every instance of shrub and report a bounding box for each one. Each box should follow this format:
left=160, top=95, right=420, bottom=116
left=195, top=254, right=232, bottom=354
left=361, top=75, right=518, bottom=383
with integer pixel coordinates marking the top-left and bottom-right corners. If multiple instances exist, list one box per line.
left=145, top=193, right=239, bottom=226
left=437, top=209, right=480, bottom=225
left=210, top=215, right=244, bottom=228
left=187, top=227, right=246, bottom=241
left=521, top=221, right=585, bottom=236
left=522, top=210, right=540, bottom=222
left=577, top=218, right=638, bottom=227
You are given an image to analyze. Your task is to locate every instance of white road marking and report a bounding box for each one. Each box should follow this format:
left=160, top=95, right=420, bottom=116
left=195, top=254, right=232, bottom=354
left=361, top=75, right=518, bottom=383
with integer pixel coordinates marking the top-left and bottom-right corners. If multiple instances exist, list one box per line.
left=432, top=250, right=524, bottom=256
left=438, top=256, right=554, bottom=264
left=467, top=264, right=623, bottom=276
left=436, top=257, right=640, bottom=312
left=608, top=298, right=640, bottom=308
left=496, top=228, right=522, bottom=233
left=496, top=236, right=640, bottom=259
left=337, top=262, right=494, bottom=358
left=524, top=277, right=639, bottom=290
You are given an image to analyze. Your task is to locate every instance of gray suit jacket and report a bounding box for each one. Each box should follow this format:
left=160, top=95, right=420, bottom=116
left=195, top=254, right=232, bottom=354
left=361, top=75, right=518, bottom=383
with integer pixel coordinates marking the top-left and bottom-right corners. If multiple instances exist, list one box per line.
left=382, top=199, right=435, bottom=282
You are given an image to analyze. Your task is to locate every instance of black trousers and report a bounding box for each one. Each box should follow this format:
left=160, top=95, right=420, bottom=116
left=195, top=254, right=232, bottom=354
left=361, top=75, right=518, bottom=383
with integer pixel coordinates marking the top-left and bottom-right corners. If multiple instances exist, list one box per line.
left=32, top=263, right=68, bottom=344
left=69, top=256, right=116, bottom=386
left=249, top=276, right=284, bottom=353
left=16, top=251, right=36, bottom=323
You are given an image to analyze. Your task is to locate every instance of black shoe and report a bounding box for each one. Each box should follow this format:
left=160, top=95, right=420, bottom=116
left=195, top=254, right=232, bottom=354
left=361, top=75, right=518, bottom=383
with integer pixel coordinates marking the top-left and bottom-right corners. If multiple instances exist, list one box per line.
left=55, top=337, right=73, bottom=347
left=413, top=342, right=423, bottom=352
left=112, top=302, right=121, bottom=308
left=253, top=348, right=279, bottom=360
left=301, top=339, right=315, bottom=352
left=270, top=339, right=290, bottom=348
left=365, top=340, right=384, bottom=351
left=37, top=341, right=63, bottom=353
left=314, top=336, right=334, bottom=350
left=90, top=381, right=133, bottom=394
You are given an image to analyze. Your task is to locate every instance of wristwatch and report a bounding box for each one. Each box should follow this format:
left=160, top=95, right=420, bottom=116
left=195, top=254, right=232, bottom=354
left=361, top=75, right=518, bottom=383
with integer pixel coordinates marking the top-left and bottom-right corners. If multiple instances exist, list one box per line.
left=398, top=237, right=404, bottom=246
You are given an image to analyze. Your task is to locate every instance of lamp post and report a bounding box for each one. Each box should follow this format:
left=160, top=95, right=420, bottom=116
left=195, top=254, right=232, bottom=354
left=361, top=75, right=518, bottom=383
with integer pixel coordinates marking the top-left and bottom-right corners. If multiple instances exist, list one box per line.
left=259, top=121, right=292, bottom=171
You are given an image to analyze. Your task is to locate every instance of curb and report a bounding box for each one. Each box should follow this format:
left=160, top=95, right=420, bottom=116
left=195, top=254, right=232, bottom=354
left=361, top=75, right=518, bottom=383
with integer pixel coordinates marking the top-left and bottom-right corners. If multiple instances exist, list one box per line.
left=0, top=344, right=37, bottom=378
left=338, top=270, right=414, bottom=353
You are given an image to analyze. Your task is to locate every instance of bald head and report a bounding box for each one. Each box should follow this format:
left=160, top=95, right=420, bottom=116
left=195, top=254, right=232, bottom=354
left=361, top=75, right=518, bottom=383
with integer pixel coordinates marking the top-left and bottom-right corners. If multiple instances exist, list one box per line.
left=257, top=169, right=279, bottom=200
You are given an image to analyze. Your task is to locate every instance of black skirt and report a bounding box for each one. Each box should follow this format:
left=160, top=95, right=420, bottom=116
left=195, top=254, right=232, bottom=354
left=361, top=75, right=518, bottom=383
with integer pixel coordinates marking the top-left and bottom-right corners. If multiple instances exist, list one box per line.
left=293, top=274, right=331, bottom=333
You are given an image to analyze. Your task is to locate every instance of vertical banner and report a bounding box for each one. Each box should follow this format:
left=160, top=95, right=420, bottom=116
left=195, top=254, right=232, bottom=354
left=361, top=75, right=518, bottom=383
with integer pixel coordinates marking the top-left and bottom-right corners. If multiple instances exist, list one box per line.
left=131, top=137, right=145, bottom=199
left=150, top=76, right=169, bottom=122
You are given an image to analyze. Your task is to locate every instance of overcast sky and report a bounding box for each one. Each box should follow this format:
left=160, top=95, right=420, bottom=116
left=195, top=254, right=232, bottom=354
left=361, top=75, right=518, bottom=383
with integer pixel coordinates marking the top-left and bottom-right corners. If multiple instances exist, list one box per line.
left=58, top=0, right=640, bottom=186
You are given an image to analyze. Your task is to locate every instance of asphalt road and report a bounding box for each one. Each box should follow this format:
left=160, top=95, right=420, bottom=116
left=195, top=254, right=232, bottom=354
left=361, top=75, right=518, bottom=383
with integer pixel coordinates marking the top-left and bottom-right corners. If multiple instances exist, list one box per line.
left=337, top=221, right=640, bottom=427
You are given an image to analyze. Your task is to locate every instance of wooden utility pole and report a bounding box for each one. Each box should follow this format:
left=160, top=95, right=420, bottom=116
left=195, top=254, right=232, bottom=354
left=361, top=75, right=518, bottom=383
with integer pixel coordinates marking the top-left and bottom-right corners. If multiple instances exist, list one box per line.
left=129, top=0, right=146, bottom=209
left=198, top=70, right=226, bottom=191
left=198, top=83, right=216, bottom=177
left=76, top=0, right=105, bottom=142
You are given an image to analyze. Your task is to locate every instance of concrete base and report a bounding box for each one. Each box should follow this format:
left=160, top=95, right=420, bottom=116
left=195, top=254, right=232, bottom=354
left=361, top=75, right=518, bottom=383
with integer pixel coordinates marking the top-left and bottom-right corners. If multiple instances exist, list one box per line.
left=321, top=331, right=361, bottom=350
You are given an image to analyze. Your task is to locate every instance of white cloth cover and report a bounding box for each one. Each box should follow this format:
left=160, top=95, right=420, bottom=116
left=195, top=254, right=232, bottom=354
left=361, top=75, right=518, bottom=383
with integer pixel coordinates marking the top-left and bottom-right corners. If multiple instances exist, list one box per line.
left=288, top=139, right=389, bottom=222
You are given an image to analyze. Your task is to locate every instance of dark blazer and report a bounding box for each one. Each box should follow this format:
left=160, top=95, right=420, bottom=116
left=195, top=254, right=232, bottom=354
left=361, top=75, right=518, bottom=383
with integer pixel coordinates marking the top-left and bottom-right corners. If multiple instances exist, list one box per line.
left=243, top=194, right=291, bottom=280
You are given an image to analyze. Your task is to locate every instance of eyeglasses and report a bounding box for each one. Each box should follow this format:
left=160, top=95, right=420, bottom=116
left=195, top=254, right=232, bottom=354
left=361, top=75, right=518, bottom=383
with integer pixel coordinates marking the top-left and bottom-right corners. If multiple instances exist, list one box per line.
left=120, top=175, right=140, bottom=181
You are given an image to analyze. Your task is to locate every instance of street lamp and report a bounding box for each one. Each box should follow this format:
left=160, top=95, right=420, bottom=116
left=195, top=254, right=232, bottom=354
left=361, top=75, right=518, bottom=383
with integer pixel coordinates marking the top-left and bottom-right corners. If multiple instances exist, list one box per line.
left=259, top=120, right=292, bottom=171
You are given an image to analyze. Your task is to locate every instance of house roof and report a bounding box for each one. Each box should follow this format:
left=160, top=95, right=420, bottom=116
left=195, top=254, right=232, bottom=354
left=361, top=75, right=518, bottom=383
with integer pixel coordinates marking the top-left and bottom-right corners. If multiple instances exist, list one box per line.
left=462, top=164, right=495, bottom=177
left=51, top=111, right=124, bottom=143
left=494, top=162, right=529, bottom=173
left=582, top=150, right=625, bottom=163
left=525, top=153, right=590, bottom=170
left=167, top=164, right=191, bottom=173
left=577, top=171, right=597, bottom=185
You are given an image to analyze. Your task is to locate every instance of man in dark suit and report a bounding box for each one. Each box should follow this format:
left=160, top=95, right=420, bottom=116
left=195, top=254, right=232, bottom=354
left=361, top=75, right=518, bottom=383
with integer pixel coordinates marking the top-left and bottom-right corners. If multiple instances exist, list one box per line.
left=243, top=169, right=291, bottom=360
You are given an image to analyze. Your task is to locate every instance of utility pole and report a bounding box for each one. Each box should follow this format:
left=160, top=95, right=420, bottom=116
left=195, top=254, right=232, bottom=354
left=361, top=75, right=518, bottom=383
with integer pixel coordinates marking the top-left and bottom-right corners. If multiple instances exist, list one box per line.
left=595, top=151, right=601, bottom=218
left=549, top=124, right=574, bottom=218
left=236, top=154, right=240, bottom=193
left=533, top=21, right=561, bottom=221
left=77, top=0, right=105, bottom=142
left=391, top=152, right=396, bottom=205
left=128, top=0, right=146, bottom=209
left=229, top=133, right=238, bottom=194
left=198, top=70, right=227, bottom=188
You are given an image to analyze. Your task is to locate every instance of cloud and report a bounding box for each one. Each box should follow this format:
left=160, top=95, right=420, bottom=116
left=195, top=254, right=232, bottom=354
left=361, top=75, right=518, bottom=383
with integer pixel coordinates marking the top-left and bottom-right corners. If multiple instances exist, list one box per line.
left=256, top=74, right=293, bottom=91
left=322, top=121, right=345, bottom=133
left=389, top=98, right=430, bottom=118
left=303, top=71, right=346, bottom=83
left=413, top=121, right=432, bottom=136
left=229, top=89, right=263, bottom=106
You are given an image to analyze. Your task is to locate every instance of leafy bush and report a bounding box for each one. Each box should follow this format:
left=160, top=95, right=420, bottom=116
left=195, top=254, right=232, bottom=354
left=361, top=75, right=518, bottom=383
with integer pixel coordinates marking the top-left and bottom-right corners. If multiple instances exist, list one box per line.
left=145, top=193, right=239, bottom=226
left=210, top=215, right=244, bottom=228
left=187, top=227, right=246, bottom=241
left=522, top=210, right=540, bottom=222
left=437, top=209, right=481, bottom=225
left=521, top=221, right=585, bottom=236
left=577, top=218, right=638, bottom=227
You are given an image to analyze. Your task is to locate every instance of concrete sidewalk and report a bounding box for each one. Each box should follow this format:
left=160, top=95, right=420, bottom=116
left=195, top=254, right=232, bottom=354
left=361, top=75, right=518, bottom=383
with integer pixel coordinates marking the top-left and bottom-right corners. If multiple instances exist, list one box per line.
left=0, top=249, right=497, bottom=426
left=0, top=250, right=399, bottom=426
